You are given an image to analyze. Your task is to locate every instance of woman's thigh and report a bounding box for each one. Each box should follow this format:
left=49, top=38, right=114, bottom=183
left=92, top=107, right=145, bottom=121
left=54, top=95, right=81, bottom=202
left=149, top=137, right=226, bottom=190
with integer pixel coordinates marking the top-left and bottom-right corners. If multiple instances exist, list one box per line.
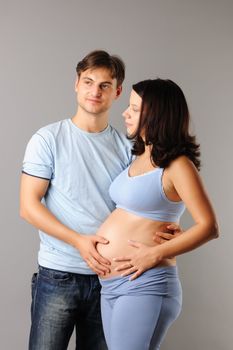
left=151, top=275, right=182, bottom=349
left=100, top=267, right=182, bottom=350
left=109, top=294, right=163, bottom=350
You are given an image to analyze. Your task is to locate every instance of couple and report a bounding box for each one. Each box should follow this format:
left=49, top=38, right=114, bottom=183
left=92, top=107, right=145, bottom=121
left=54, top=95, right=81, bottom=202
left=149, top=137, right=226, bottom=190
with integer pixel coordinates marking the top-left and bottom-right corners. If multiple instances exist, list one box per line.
left=20, top=50, right=218, bottom=350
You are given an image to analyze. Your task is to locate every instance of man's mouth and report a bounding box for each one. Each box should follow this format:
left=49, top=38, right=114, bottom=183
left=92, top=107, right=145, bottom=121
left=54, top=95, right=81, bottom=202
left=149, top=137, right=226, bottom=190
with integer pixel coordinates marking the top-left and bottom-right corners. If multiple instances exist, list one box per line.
left=86, top=98, right=101, bottom=103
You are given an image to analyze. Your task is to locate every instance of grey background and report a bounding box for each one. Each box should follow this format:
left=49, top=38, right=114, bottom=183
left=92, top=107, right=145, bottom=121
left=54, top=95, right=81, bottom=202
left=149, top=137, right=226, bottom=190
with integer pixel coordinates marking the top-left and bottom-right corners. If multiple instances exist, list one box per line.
left=0, top=0, right=232, bottom=349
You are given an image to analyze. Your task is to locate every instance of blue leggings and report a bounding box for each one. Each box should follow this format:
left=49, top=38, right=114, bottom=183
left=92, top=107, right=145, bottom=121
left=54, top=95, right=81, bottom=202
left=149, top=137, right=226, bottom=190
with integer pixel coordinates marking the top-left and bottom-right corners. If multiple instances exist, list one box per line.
left=100, top=266, right=182, bottom=350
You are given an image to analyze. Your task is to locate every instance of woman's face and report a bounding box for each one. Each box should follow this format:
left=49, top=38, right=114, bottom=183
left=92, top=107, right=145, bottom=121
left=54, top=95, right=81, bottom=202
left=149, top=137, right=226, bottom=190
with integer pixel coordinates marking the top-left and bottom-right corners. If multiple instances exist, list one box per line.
left=122, top=89, right=142, bottom=136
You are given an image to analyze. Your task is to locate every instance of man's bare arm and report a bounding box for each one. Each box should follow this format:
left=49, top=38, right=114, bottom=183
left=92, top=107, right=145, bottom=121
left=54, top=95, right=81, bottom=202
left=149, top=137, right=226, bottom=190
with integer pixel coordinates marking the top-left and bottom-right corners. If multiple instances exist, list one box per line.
left=20, top=173, right=110, bottom=275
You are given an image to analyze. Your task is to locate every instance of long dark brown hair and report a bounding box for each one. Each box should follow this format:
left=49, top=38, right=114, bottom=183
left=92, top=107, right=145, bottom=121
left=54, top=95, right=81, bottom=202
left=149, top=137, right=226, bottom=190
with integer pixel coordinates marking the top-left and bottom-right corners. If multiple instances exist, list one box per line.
left=129, top=79, right=201, bottom=170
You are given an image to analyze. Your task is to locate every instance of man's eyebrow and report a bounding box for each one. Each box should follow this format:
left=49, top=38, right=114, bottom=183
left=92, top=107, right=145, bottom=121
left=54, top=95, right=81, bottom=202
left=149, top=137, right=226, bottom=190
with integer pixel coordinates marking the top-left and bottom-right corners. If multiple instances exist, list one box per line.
left=82, top=77, right=113, bottom=85
left=98, top=81, right=113, bottom=86
left=82, top=77, right=93, bottom=81
left=101, top=81, right=112, bottom=85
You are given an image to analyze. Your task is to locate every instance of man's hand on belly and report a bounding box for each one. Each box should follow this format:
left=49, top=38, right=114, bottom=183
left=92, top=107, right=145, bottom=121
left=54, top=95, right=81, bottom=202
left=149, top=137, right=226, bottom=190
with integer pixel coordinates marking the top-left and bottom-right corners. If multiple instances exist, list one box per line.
left=76, top=235, right=111, bottom=276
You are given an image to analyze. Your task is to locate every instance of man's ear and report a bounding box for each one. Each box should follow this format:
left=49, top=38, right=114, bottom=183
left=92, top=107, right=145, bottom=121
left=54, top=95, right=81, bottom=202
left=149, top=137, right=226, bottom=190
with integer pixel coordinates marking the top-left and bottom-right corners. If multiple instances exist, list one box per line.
left=115, top=85, right=123, bottom=99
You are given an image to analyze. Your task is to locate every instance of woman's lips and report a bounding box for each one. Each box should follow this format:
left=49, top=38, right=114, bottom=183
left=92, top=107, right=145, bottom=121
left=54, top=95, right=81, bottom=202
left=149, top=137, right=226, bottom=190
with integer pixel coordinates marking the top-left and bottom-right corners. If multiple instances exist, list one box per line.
left=125, top=123, right=133, bottom=128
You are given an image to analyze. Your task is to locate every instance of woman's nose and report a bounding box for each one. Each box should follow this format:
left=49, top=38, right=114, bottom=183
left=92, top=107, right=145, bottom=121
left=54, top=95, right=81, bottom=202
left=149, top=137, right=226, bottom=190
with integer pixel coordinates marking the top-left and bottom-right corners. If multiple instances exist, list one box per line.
left=122, top=107, right=130, bottom=119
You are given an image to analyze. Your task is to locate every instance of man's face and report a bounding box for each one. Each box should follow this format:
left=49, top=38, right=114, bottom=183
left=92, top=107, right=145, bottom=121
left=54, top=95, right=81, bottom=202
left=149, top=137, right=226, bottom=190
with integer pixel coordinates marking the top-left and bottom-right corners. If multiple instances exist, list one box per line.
left=75, top=68, right=122, bottom=116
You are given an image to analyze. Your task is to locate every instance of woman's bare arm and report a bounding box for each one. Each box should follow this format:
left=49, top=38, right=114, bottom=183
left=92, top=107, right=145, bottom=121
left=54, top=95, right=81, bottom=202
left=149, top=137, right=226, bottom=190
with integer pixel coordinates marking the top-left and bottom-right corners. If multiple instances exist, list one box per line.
left=114, top=156, right=218, bottom=279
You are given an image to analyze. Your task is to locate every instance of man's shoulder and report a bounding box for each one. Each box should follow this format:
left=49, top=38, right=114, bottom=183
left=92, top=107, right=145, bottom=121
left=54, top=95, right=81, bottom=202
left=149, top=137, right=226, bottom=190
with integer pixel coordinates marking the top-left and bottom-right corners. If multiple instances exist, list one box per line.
left=108, top=125, right=133, bottom=162
left=36, top=119, right=69, bottom=139
left=109, top=125, right=131, bottom=145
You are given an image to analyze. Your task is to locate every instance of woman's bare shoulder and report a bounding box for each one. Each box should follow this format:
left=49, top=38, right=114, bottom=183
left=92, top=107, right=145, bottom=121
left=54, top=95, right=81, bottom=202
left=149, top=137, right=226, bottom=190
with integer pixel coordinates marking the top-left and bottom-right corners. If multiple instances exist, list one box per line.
left=166, top=155, right=198, bottom=177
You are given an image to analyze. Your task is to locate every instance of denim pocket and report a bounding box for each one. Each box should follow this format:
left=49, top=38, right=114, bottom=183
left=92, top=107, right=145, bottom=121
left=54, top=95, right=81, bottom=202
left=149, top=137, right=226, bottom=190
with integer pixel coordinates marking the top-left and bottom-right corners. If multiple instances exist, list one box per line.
left=38, top=266, right=72, bottom=283
left=31, top=273, right=38, bottom=297
left=92, top=277, right=102, bottom=292
left=31, top=272, right=38, bottom=284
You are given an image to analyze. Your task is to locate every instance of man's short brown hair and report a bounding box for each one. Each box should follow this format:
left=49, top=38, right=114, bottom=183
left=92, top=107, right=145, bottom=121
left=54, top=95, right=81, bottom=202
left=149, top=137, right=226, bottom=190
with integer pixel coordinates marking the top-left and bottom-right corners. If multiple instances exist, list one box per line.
left=76, top=50, right=125, bottom=87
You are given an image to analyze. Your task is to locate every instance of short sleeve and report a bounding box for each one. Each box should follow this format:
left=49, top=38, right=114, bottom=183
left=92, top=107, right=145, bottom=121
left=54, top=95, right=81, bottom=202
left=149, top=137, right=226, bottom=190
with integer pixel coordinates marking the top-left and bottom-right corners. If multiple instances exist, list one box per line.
left=22, top=132, right=54, bottom=180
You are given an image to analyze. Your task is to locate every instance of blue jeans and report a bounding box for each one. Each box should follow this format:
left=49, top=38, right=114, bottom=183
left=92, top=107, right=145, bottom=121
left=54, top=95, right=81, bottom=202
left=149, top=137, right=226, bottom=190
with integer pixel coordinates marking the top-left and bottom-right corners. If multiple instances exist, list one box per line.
left=29, top=266, right=107, bottom=350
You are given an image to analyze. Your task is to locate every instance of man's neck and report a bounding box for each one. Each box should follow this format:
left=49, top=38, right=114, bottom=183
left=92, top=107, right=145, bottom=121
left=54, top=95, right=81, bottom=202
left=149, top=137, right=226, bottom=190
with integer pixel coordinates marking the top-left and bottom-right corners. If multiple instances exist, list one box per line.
left=72, top=109, right=109, bottom=133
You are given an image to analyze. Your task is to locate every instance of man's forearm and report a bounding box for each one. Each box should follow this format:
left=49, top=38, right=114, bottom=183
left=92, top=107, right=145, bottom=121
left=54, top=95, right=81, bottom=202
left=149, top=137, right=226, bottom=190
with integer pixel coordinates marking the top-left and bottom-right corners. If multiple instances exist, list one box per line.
left=20, top=200, right=80, bottom=248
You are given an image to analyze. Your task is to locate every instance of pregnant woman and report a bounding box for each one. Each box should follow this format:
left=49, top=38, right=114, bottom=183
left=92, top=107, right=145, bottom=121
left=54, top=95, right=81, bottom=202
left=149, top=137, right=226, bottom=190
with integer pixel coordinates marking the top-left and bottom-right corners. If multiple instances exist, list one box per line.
left=96, top=78, right=218, bottom=350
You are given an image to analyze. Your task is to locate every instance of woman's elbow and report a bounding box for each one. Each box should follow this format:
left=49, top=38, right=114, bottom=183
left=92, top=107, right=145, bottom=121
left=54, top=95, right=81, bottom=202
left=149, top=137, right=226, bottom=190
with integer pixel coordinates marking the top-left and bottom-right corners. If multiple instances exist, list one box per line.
left=19, top=205, right=27, bottom=220
left=208, top=220, right=219, bottom=239
left=213, top=221, right=220, bottom=239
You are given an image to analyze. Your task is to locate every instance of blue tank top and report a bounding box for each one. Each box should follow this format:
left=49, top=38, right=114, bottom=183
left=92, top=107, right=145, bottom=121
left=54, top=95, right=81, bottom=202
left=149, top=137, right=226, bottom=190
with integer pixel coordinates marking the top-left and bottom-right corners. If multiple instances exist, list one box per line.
left=109, top=165, right=185, bottom=222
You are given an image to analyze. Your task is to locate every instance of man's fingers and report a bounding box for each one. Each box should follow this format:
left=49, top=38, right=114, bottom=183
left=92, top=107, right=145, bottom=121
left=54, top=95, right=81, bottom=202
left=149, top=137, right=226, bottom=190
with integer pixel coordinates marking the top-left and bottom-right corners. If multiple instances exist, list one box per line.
left=90, top=258, right=110, bottom=274
left=94, top=236, right=109, bottom=244
left=91, top=247, right=111, bottom=266
left=87, top=258, right=106, bottom=276
left=90, top=255, right=111, bottom=274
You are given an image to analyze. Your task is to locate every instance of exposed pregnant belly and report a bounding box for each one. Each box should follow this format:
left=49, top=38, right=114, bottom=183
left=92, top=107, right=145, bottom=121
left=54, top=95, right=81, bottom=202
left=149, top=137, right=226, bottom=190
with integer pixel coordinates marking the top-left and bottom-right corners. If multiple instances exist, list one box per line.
left=96, top=208, right=176, bottom=278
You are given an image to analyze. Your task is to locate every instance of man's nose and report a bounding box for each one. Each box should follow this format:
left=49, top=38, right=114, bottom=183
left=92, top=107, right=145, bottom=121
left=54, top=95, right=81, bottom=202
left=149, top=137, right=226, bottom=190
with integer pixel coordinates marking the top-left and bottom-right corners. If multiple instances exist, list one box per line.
left=91, top=85, right=101, bottom=97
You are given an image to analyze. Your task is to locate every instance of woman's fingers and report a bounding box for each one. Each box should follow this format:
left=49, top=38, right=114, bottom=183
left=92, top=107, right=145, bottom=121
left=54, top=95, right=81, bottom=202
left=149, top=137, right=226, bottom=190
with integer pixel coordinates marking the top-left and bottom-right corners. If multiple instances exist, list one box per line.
left=129, top=270, right=143, bottom=280
left=113, top=256, right=131, bottom=262
left=120, top=266, right=138, bottom=277
left=128, top=239, right=141, bottom=248
left=154, top=231, right=175, bottom=242
left=114, top=262, right=133, bottom=272
left=166, top=223, right=183, bottom=233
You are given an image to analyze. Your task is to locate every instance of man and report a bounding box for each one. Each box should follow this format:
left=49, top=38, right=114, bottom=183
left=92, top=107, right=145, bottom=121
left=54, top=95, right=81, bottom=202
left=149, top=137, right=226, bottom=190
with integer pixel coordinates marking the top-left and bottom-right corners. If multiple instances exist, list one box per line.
left=20, top=50, right=179, bottom=350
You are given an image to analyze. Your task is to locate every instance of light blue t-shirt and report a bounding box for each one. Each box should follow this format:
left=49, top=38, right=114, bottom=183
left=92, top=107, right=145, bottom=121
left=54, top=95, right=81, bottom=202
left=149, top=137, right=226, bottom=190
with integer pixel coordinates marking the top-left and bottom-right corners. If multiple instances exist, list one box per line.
left=22, top=119, right=132, bottom=274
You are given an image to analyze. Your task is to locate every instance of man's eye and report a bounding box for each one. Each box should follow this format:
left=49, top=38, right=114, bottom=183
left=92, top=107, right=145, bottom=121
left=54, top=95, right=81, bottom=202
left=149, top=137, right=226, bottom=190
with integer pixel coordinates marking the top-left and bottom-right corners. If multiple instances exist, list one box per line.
left=101, top=84, right=110, bottom=90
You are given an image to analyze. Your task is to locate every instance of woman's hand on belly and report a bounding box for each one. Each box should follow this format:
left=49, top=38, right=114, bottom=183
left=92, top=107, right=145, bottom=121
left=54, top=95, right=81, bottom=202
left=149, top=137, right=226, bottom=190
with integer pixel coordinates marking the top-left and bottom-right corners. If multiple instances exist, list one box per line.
left=113, top=240, right=164, bottom=280
left=154, top=223, right=183, bottom=244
